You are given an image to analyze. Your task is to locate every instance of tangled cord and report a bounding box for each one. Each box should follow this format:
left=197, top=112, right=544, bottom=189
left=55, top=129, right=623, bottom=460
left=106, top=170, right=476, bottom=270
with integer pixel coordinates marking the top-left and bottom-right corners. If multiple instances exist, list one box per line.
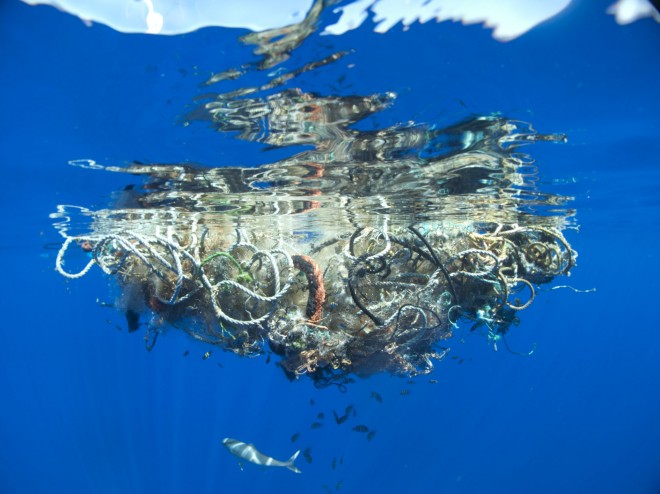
left=55, top=221, right=575, bottom=378
left=56, top=226, right=294, bottom=333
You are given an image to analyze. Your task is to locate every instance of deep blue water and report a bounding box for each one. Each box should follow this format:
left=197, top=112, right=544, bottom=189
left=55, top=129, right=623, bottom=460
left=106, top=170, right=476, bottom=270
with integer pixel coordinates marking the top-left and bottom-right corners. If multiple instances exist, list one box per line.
left=1, top=1, right=659, bottom=493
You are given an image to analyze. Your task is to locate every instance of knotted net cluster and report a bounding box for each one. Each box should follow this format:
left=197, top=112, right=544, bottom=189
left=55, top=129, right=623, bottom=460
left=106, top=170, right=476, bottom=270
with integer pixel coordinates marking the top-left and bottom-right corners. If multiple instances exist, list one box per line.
left=55, top=214, right=575, bottom=383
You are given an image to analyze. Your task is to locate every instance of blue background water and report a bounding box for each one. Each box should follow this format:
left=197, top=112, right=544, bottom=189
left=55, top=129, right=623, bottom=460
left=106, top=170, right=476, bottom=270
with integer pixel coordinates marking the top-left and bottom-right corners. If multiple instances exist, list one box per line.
left=1, top=1, right=659, bottom=493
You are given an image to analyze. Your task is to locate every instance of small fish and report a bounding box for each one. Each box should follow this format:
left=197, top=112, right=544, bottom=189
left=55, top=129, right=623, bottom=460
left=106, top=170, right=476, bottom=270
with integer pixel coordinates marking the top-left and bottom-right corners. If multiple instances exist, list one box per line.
left=203, top=351, right=212, bottom=360
left=406, top=379, right=416, bottom=385
left=182, top=350, right=189, bottom=357
left=310, top=422, right=322, bottom=430
left=317, top=412, right=325, bottom=420
left=352, top=425, right=369, bottom=433
left=344, top=405, right=354, bottom=415
left=428, top=379, right=438, bottom=384
left=370, top=391, right=383, bottom=404
left=302, top=447, right=313, bottom=464
left=331, top=457, right=336, bottom=470
left=217, top=362, right=223, bottom=368
left=222, top=438, right=301, bottom=473
left=366, top=430, right=377, bottom=441
left=336, top=480, right=344, bottom=491
left=333, top=410, right=349, bottom=425
left=291, top=433, right=300, bottom=443
left=400, top=389, right=410, bottom=396
left=266, top=352, right=271, bottom=364
left=310, top=399, right=316, bottom=407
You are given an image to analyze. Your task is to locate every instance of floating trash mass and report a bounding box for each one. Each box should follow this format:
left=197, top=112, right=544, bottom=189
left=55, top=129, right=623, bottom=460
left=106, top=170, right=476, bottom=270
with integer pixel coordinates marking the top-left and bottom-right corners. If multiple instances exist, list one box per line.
left=50, top=6, right=577, bottom=389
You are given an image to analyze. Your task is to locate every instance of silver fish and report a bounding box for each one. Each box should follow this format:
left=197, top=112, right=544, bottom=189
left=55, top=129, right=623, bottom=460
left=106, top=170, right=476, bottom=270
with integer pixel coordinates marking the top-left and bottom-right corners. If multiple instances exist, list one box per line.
left=222, top=438, right=301, bottom=473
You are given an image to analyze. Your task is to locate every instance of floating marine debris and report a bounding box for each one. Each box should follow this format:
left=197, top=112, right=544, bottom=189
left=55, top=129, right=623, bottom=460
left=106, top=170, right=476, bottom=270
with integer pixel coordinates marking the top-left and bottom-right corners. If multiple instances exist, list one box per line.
left=53, top=27, right=577, bottom=386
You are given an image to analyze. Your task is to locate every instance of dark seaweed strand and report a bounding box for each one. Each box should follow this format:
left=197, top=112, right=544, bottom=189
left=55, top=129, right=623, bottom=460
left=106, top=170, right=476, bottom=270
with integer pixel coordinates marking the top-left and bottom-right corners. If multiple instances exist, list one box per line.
left=407, top=226, right=458, bottom=305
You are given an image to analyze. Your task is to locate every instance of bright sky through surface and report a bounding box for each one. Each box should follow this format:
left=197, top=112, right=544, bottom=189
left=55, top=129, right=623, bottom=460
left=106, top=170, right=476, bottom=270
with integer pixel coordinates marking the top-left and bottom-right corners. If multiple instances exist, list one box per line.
left=21, top=0, right=659, bottom=38
left=20, top=0, right=314, bottom=33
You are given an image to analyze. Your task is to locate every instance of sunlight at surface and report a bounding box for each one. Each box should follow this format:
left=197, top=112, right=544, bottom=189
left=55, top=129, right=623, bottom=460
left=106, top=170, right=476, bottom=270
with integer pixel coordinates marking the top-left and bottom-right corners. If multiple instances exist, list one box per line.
left=21, top=0, right=660, bottom=38
left=323, top=0, right=572, bottom=41
left=607, top=0, right=660, bottom=24
left=324, top=0, right=659, bottom=39
left=20, top=0, right=314, bottom=33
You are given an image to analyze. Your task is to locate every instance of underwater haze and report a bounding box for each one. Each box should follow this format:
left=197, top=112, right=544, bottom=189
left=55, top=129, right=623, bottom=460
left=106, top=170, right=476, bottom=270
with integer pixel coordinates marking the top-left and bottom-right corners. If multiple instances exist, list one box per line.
left=1, top=1, right=660, bottom=493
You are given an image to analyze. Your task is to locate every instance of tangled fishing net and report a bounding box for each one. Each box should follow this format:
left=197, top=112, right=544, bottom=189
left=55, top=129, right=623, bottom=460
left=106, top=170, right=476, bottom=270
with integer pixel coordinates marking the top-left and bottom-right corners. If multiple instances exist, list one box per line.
left=55, top=215, right=573, bottom=384
left=52, top=113, right=576, bottom=385
left=51, top=12, right=578, bottom=385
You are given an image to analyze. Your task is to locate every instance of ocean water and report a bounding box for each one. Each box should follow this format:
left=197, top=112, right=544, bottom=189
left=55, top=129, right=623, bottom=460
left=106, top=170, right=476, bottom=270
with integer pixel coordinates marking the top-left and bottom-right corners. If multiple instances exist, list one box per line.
left=1, top=1, right=659, bottom=493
